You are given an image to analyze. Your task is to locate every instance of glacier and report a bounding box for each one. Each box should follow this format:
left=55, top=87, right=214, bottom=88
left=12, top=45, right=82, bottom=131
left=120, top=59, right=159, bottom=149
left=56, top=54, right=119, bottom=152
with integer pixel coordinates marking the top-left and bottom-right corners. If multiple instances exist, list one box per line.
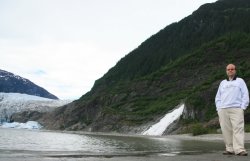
left=1, top=121, right=42, bottom=129
left=142, top=104, right=185, bottom=136
left=0, top=92, right=71, bottom=123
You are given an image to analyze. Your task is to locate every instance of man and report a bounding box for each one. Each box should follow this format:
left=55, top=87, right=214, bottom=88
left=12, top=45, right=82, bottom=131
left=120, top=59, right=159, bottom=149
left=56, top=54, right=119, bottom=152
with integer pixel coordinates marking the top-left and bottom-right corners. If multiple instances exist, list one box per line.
left=215, top=64, right=249, bottom=156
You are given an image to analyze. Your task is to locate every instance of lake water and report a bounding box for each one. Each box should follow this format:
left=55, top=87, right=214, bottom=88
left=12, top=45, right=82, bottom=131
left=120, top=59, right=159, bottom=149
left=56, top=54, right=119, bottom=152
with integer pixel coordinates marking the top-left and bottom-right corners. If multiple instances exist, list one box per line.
left=0, top=128, right=226, bottom=160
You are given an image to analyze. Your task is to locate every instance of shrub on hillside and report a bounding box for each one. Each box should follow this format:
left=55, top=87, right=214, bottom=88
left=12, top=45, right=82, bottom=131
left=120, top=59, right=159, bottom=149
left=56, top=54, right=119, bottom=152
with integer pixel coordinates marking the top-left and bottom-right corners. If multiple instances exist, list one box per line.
left=192, top=123, right=209, bottom=136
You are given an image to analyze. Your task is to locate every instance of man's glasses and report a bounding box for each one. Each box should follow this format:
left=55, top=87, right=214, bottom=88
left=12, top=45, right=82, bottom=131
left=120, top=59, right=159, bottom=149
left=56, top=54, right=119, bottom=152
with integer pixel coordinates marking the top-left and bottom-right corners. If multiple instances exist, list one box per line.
left=227, top=69, right=235, bottom=71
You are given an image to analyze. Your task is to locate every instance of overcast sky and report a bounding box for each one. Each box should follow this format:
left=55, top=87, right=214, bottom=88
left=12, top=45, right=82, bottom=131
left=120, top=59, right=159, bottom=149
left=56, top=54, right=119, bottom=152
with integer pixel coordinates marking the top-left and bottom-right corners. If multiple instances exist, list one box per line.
left=0, top=0, right=217, bottom=100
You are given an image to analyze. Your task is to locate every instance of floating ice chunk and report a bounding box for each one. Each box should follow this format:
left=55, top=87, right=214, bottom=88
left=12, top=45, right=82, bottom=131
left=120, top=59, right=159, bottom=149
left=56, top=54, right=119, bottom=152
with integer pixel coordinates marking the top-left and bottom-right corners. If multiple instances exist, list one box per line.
left=1, top=121, right=42, bottom=129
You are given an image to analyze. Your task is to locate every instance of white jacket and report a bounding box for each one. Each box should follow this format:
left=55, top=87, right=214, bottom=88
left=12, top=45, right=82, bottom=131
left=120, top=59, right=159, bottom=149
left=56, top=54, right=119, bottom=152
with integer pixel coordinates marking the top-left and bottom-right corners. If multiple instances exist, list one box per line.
left=215, top=77, right=249, bottom=111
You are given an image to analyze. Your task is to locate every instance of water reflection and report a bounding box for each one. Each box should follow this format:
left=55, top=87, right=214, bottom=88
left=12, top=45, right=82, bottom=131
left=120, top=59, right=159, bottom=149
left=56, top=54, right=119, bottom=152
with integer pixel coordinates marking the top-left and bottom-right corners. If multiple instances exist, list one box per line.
left=86, top=133, right=225, bottom=155
left=0, top=128, right=225, bottom=158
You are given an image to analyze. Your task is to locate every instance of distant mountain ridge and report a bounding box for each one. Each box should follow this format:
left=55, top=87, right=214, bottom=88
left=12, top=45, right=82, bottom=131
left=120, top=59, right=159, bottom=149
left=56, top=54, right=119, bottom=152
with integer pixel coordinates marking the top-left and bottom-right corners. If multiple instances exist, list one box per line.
left=0, top=69, right=58, bottom=99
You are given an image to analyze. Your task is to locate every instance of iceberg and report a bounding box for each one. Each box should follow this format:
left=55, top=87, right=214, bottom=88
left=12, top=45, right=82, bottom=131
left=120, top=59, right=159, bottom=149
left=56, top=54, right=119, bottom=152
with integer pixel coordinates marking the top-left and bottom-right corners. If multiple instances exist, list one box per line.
left=1, top=121, right=42, bottom=129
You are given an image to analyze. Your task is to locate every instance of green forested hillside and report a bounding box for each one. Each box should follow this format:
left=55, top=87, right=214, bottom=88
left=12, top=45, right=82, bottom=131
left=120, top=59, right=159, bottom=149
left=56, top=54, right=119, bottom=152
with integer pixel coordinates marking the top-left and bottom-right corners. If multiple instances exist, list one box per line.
left=94, top=0, right=250, bottom=86
left=39, top=0, right=250, bottom=134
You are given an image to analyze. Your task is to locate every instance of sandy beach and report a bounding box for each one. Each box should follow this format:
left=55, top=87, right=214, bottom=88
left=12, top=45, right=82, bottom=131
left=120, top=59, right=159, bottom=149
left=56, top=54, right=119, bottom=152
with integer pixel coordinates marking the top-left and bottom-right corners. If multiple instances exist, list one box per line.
left=1, top=132, right=250, bottom=161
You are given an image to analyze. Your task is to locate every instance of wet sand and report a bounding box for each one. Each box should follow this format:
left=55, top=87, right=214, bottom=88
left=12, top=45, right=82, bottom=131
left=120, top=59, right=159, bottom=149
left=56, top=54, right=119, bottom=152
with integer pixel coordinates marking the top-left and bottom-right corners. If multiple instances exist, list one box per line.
left=1, top=133, right=250, bottom=161
left=1, top=151, right=250, bottom=161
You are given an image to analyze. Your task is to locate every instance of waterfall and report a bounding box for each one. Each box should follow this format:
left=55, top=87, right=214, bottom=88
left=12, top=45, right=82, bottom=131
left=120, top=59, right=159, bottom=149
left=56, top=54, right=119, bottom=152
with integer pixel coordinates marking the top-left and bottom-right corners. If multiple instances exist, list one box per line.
left=142, top=104, right=185, bottom=136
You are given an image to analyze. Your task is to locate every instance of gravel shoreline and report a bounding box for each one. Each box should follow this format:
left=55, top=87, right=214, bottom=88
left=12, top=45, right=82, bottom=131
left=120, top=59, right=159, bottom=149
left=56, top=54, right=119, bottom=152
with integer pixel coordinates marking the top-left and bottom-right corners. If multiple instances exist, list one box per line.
left=1, top=151, right=249, bottom=161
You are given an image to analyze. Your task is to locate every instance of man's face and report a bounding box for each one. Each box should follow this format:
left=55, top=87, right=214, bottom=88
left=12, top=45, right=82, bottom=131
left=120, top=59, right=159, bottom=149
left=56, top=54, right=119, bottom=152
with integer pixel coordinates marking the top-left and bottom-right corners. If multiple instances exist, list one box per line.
left=226, top=64, right=236, bottom=78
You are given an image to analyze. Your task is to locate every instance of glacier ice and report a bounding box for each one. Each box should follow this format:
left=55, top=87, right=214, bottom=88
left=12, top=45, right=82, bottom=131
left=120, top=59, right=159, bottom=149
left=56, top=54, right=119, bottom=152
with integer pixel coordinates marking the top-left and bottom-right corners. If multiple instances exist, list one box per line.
left=1, top=121, right=42, bottom=129
left=0, top=92, right=71, bottom=123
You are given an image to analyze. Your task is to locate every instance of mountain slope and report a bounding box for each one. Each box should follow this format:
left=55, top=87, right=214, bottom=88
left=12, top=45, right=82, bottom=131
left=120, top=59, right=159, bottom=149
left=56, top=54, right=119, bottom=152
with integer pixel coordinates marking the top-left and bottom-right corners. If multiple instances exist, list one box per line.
left=94, top=0, right=250, bottom=85
left=0, top=69, right=58, bottom=99
left=39, top=0, right=250, bottom=133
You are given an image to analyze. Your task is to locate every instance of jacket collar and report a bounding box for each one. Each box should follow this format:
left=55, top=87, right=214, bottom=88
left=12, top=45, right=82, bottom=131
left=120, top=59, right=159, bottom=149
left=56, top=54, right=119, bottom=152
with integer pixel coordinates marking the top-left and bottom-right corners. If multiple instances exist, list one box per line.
left=227, top=75, right=237, bottom=81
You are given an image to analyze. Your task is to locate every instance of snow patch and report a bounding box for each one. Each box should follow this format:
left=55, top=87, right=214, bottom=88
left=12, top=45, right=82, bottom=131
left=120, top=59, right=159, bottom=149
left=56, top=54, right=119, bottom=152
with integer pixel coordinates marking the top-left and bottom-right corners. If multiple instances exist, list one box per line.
left=142, top=104, right=185, bottom=136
